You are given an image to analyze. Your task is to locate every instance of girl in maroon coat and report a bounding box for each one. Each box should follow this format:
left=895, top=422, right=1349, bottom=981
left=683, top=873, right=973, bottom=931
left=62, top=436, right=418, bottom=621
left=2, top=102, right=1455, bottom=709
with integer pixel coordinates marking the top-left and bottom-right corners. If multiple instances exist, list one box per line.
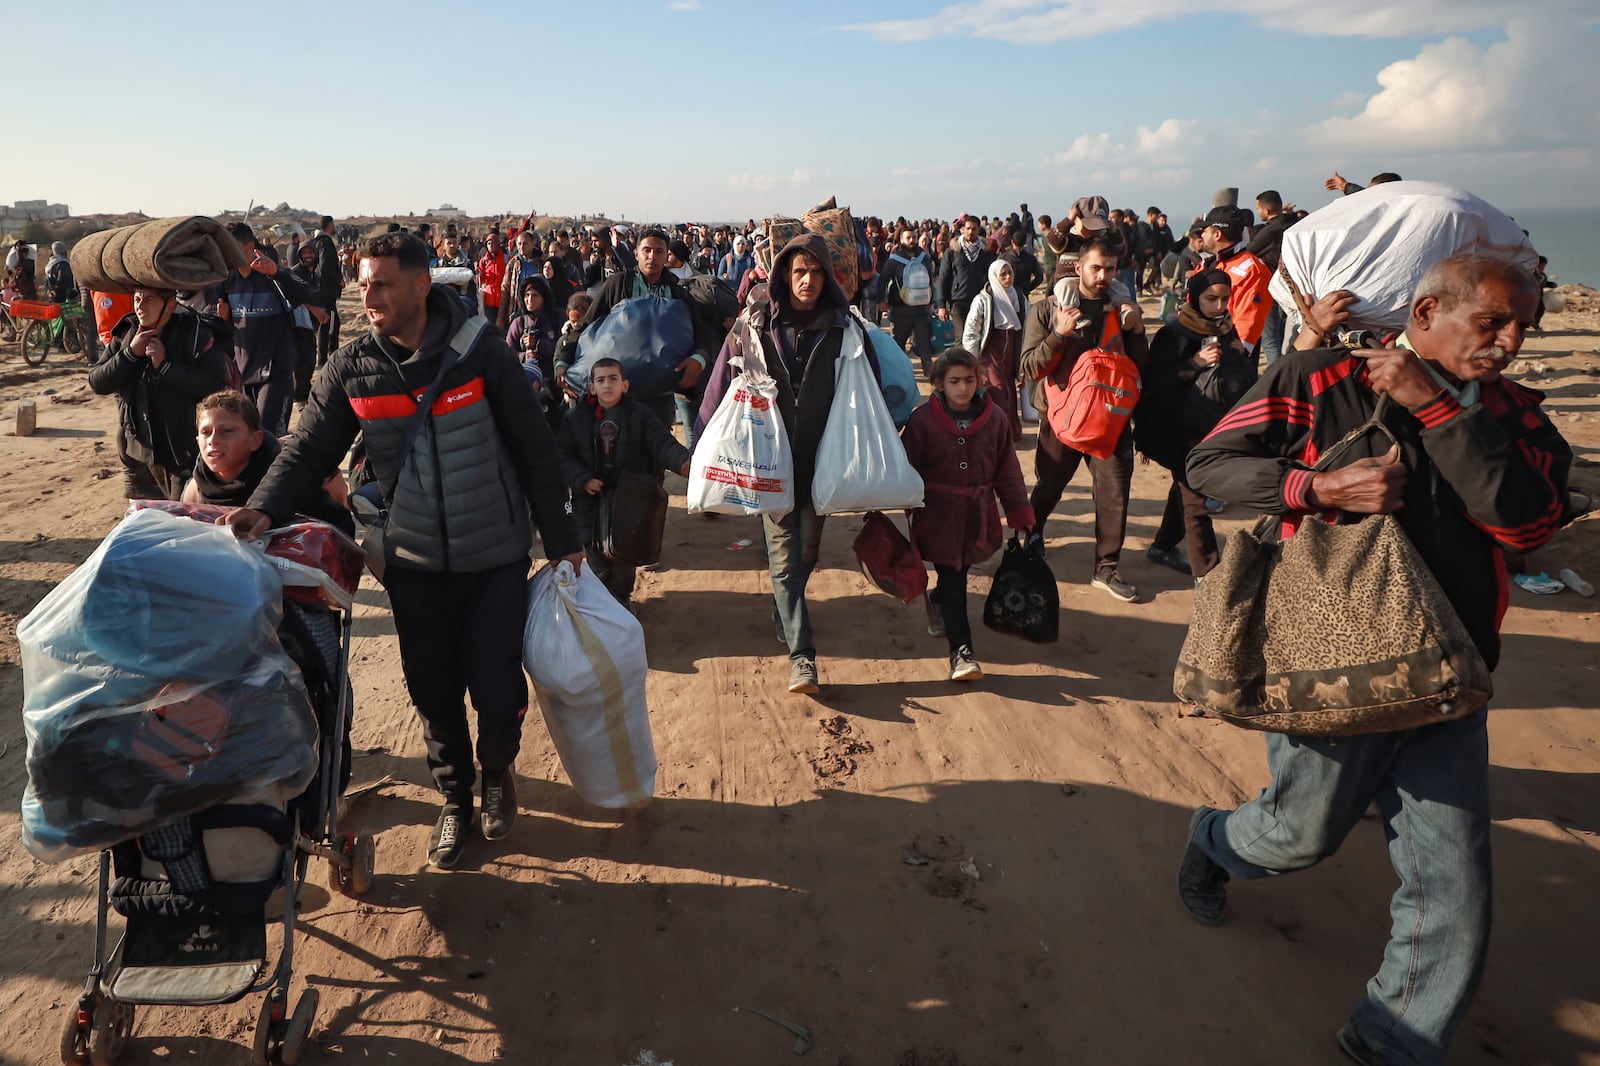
left=901, top=348, right=1034, bottom=681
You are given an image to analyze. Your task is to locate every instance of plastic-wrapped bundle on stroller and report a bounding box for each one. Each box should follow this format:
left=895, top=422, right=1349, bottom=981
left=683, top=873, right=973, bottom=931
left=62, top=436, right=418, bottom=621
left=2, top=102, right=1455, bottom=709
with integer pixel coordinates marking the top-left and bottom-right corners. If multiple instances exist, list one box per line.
left=22, top=507, right=372, bottom=1063
left=20, top=508, right=320, bottom=861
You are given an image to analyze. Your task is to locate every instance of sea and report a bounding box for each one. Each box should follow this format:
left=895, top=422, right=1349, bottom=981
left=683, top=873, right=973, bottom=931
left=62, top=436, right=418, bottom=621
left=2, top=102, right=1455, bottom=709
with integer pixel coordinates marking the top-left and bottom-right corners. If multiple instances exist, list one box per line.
left=1504, top=206, right=1600, bottom=289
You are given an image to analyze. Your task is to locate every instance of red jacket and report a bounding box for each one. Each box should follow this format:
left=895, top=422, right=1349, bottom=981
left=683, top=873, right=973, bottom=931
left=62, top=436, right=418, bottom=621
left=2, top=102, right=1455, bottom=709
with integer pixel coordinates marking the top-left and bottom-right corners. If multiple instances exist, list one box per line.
left=477, top=251, right=505, bottom=309
left=900, top=391, right=1033, bottom=569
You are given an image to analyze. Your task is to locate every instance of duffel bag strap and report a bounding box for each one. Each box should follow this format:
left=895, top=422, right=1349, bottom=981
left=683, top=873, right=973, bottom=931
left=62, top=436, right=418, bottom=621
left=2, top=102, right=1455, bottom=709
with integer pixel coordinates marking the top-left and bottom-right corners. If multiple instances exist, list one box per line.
left=1253, top=395, right=1399, bottom=543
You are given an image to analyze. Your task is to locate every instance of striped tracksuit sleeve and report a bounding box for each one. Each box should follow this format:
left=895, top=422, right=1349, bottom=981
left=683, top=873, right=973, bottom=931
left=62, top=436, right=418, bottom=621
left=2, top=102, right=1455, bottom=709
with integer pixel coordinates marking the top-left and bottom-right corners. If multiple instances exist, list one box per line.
left=1185, top=358, right=1318, bottom=515
left=1411, top=390, right=1571, bottom=552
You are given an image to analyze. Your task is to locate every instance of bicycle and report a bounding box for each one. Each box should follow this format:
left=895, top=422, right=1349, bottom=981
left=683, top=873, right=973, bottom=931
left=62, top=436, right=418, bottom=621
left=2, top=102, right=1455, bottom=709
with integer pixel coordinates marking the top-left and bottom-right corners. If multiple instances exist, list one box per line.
left=3, top=296, right=88, bottom=366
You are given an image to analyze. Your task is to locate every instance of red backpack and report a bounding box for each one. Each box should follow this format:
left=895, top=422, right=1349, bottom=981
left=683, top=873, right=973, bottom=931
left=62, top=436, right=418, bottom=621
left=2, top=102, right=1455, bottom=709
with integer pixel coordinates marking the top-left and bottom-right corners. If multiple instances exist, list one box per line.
left=1043, top=311, right=1141, bottom=459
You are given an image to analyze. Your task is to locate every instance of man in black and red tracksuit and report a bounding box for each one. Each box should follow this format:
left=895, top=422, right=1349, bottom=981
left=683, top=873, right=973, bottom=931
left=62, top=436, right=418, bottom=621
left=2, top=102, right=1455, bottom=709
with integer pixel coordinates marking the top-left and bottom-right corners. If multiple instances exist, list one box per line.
left=1176, top=255, right=1572, bottom=1066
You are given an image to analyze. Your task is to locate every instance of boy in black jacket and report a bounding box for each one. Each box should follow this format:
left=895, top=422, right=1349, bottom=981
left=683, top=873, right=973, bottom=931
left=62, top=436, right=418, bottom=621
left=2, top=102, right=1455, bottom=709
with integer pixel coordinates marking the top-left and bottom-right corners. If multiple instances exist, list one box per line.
left=558, top=357, right=691, bottom=605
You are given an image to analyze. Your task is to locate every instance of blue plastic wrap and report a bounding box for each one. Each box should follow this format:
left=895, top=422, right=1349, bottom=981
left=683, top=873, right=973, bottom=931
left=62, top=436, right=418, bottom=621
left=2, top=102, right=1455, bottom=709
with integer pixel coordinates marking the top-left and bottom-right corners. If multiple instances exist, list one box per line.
left=567, top=295, right=695, bottom=398
left=18, top=508, right=319, bottom=863
left=861, top=321, right=920, bottom=428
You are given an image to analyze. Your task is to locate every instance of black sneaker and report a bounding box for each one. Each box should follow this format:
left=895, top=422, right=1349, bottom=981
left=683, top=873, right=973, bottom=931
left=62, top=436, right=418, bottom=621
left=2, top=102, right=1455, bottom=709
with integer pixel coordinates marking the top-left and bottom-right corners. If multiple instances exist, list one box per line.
left=1146, top=545, right=1192, bottom=576
left=1335, top=1022, right=1384, bottom=1065
left=427, top=799, right=471, bottom=869
left=1092, top=568, right=1140, bottom=603
left=787, top=656, right=819, bottom=695
left=949, top=644, right=983, bottom=682
left=480, top=771, right=517, bottom=841
left=1177, top=806, right=1229, bottom=925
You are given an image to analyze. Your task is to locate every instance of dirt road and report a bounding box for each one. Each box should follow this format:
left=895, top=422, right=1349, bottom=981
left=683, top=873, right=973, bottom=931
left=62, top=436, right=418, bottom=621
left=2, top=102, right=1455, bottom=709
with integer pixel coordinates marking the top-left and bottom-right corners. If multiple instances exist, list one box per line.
left=0, top=295, right=1596, bottom=1064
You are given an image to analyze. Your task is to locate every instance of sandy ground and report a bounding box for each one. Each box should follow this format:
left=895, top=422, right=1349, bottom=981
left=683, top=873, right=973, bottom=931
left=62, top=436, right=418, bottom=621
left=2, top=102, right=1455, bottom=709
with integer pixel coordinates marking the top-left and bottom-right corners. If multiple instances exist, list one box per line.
left=0, top=288, right=1596, bottom=1066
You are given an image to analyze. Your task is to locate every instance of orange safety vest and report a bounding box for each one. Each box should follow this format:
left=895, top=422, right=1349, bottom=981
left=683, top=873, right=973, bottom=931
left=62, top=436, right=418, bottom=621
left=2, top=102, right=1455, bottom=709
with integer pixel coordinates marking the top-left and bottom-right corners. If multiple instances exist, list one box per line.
left=1217, top=247, right=1273, bottom=347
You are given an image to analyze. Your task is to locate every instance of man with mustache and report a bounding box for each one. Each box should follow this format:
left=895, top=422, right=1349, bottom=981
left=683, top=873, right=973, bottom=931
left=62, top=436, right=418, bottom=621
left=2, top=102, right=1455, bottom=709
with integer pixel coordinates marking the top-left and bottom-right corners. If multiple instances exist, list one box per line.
left=1178, top=254, right=1573, bottom=1066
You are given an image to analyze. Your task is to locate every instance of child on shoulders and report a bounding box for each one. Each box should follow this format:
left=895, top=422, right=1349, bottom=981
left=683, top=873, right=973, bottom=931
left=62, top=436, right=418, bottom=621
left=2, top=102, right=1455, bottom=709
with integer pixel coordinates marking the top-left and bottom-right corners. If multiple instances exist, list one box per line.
left=556, top=358, right=691, bottom=606
left=900, top=348, right=1034, bottom=681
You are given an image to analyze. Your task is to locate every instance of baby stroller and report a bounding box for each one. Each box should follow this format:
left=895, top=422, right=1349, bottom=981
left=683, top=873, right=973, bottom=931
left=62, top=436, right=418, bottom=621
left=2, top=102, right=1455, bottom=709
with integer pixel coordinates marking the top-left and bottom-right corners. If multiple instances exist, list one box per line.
left=21, top=506, right=373, bottom=1066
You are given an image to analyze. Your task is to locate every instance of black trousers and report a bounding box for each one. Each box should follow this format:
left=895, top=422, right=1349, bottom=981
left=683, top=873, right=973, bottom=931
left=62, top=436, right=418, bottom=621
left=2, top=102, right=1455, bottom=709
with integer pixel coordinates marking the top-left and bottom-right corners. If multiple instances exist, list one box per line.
left=1152, top=471, right=1220, bottom=577
left=383, top=559, right=530, bottom=802
left=889, top=306, right=934, bottom=376
left=1029, top=425, right=1133, bottom=575
left=314, top=306, right=341, bottom=369
left=932, top=564, right=973, bottom=652
left=292, top=327, right=316, bottom=404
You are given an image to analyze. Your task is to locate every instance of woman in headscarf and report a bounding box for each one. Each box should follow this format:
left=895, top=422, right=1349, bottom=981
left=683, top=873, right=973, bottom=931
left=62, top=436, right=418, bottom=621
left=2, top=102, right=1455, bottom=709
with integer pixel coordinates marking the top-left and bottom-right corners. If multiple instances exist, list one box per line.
left=718, top=236, right=755, bottom=292
left=44, top=241, right=75, bottom=303
left=539, top=256, right=576, bottom=311
left=1135, top=268, right=1256, bottom=579
left=6, top=240, right=38, bottom=301
left=959, top=259, right=1025, bottom=436
left=506, top=273, right=564, bottom=429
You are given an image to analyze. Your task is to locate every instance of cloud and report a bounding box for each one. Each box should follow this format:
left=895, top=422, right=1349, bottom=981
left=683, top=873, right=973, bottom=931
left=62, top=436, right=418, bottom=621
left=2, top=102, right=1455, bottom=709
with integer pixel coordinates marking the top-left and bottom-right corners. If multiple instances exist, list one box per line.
left=1310, top=18, right=1600, bottom=153
left=667, top=0, right=702, bottom=10
left=840, top=0, right=1600, bottom=45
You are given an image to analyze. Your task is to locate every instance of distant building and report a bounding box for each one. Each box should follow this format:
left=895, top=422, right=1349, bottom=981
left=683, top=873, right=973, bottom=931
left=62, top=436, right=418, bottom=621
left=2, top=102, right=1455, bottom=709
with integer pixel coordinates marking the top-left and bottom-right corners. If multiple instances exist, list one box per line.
left=13, top=199, right=69, bottom=219
left=429, top=203, right=467, bottom=218
left=0, top=199, right=71, bottom=231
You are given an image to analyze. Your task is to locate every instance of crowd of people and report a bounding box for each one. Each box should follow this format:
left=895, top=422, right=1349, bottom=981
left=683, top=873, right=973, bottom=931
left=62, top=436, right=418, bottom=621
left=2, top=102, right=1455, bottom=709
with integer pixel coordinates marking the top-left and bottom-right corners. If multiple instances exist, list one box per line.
left=25, top=174, right=1583, bottom=1065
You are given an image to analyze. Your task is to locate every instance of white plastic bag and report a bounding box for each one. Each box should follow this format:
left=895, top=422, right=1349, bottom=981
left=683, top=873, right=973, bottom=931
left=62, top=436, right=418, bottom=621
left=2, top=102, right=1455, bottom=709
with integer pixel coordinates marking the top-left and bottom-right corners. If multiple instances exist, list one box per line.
left=811, top=326, right=925, bottom=515
left=1271, top=180, right=1536, bottom=336
left=688, top=337, right=794, bottom=517
left=523, top=562, right=656, bottom=808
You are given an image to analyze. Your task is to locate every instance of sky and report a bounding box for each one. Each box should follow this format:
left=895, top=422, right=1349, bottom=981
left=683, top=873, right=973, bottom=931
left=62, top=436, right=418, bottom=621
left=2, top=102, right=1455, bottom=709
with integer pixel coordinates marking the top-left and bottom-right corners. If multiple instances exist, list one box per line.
left=10, top=0, right=1600, bottom=227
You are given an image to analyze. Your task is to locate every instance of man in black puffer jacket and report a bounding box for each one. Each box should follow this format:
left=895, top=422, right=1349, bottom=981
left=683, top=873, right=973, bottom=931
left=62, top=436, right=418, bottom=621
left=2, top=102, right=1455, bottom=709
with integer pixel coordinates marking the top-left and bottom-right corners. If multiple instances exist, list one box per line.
left=224, top=232, right=581, bottom=871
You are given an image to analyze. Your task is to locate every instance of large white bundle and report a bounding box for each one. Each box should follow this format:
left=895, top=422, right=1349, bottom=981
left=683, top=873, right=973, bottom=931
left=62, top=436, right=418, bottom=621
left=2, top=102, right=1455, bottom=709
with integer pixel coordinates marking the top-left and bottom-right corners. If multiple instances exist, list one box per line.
left=811, top=327, right=924, bottom=516
left=688, top=329, right=795, bottom=517
left=523, top=562, right=655, bottom=808
left=1271, top=181, right=1536, bottom=336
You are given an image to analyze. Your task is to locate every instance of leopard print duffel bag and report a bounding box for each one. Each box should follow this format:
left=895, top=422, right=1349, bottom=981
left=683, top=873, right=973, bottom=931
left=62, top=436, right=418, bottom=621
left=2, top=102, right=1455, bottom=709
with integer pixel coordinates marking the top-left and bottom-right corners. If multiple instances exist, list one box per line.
left=1173, top=402, right=1493, bottom=736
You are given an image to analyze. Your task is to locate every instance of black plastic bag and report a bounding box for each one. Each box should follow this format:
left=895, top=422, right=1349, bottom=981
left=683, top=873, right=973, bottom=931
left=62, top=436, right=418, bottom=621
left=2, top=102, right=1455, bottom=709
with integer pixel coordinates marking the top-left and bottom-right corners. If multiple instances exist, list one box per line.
left=983, top=535, right=1059, bottom=643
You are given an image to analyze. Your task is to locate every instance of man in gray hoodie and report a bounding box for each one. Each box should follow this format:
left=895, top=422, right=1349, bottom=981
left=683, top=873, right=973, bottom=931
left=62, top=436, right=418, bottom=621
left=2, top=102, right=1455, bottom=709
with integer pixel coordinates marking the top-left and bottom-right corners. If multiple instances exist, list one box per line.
left=698, top=233, right=882, bottom=695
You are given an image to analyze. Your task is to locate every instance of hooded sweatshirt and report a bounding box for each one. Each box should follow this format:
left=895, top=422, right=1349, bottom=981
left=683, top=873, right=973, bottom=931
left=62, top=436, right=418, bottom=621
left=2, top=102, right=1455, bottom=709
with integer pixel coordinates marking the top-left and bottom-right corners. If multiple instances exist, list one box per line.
left=697, top=232, right=881, bottom=500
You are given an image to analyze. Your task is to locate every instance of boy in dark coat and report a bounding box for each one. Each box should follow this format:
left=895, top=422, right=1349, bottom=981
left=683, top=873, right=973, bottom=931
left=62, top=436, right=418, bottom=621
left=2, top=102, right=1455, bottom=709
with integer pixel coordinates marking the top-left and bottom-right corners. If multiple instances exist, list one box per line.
left=558, top=357, right=691, bottom=605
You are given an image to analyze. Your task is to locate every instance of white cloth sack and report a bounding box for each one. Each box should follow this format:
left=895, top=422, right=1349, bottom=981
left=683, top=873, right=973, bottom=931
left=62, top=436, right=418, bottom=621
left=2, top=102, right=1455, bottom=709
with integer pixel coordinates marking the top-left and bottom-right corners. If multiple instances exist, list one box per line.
left=523, top=561, right=655, bottom=808
left=811, top=325, right=925, bottom=515
left=688, top=328, right=795, bottom=517
left=1271, top=180, right=1536, bottom=336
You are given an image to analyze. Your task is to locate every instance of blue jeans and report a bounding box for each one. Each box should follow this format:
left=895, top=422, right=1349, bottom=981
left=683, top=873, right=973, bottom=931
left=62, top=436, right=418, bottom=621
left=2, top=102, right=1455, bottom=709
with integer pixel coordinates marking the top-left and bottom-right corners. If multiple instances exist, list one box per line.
left=675, top=393, right=696, bottom=450
left=1192, top=709, right=1492, bottom=1065
left=1258, top=302, right=1286, bottom=368
left=763, top=499, right=827, bottom=663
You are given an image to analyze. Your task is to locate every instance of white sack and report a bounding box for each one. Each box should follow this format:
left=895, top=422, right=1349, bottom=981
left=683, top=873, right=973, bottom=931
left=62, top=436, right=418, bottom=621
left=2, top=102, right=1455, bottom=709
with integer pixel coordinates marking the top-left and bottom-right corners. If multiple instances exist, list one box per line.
left=1271, top=181, right=1536, bottom=336
left=688, top=348, right=794, bottom=517
left=810, top=327, right=925, bottom=515
left=523, top=562, right=655, bottom=808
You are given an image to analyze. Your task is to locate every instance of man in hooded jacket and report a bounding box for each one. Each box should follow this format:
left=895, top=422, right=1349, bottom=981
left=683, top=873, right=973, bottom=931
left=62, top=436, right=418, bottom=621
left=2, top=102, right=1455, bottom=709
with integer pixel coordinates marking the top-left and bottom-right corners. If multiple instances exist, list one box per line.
left=697, top=233, right=883, bottom=695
